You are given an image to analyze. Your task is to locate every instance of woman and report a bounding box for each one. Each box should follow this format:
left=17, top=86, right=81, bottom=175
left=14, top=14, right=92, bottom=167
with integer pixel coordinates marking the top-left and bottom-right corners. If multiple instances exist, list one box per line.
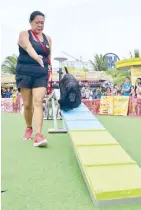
left=106, top=87, right=112, bottom=96
left=130, top=86, right=136, bottom=98
left=121, top=77, right=131, bottom=96
left=85, top=84, right=91, bottom=99
left=12, top=89, right=18, bottom=113
left=16, top=11, right=52, bottom=147
left=135, top=78, right=141, bottom=94
left=96, top=87, right=102, bottom=99
left=136, top=81, right=141, bottom=115
left=129, top=86, right=137, bottom=115
left=112, top=84, right=120, bottom=96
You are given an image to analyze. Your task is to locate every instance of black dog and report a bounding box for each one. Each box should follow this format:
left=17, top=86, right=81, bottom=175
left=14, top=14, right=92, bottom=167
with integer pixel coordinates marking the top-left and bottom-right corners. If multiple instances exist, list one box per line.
left=58, top=67, right=81, bottom=111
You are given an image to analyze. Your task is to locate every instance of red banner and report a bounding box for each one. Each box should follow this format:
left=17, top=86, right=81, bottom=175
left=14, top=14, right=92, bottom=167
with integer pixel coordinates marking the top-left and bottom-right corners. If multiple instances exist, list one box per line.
left=1, top=98, right=21, bottom=113
left=82, top=99, right=100, bottom=114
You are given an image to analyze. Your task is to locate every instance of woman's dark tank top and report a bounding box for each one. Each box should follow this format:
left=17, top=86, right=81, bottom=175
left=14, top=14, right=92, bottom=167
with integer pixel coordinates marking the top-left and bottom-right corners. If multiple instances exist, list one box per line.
left=16, top=30, right=50, bottom=76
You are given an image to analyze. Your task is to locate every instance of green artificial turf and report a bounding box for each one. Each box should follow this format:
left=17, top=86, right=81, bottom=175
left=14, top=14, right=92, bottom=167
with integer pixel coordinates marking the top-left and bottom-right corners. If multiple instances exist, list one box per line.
left=1, top=113, right=141, bottom=210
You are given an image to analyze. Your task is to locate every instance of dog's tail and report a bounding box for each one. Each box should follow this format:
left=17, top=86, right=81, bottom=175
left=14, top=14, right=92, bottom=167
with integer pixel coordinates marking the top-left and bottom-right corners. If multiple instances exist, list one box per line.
left=64, top=67, right=69, bottom=74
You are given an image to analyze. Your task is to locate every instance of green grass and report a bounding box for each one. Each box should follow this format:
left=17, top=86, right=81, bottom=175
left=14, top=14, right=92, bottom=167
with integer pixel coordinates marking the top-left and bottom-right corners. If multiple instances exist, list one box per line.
left=1, top=113, right=141, bottom=210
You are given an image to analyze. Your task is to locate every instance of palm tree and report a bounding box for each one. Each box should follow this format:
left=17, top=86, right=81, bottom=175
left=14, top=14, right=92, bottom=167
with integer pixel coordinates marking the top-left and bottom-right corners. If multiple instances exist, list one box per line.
left=129, top=49, right=140, bottom=58
left=106, top=68, right=131, bottom=85
left=134, top=49, right=140, bottom=58
left=89, top=54, right=108, bottom=71
left=1, top=54, right=17, bottom=75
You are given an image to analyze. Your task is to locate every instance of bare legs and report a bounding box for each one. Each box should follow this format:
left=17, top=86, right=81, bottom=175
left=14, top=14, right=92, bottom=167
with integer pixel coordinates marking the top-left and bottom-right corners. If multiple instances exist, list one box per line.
left=32, top=87, right=46, bottom=133
left=20, top=89, right=33, bottom=128
left=21, top=87, right=46, bottom=133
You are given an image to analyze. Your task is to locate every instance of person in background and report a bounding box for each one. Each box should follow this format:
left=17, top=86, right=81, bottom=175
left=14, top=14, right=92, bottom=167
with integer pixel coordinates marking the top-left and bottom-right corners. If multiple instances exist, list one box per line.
left=46, top=90, right=60, bottom=119
left=113, top=84, right=120, bottom=96
left=92, top=88, right=97, bottom=99
left=121, top=77, right=132, bottom=96
left=129, top=85, right=137, bottom=115
left=12, top=89, right=18, bottom=113
left=136, top=82, right=141, bottom=99
left=89, top=88, right=93, bottom=100
left=42, top=93, right=48, bottom=120
left=130, top=86, right=136, bottom=98
left=15, top=11, right=52, bottom=147
left=117, top=90, right=121, bottom=96
left=81, top=86, right=85, bottom=99
left=85, top=84, right=91, bottom=99
left=5, top=88, right=12, bottom=98
left=97, top=87, right=102, bottom=99
left=136, top=81, right=141, bottom=115
left=1, top=88, right=6, bottom=98
left=106, top=87, right=112, bottom=96
left=135, top=78, right=141, bottom=94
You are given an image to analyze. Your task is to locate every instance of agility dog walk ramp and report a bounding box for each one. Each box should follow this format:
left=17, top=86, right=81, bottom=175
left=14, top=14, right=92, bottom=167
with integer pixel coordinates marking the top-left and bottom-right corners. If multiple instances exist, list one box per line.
left=61, top=103, right=141, bottom=207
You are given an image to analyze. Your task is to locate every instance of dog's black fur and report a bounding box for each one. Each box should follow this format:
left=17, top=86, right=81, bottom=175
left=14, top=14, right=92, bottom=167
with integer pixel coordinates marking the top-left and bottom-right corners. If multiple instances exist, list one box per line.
left=58, top=67, right=81, bottom=111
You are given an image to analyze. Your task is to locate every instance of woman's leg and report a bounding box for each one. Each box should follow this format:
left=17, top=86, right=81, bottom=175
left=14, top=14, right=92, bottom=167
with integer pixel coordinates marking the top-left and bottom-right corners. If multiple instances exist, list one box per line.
left=32, top=87, right=46, bottom=133
left=20, top=88, right=33, bottom=128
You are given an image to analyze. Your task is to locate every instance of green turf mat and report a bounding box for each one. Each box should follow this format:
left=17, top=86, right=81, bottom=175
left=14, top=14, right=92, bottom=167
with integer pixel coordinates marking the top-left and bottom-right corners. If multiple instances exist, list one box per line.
left=1, top=113, right=141, bottom=210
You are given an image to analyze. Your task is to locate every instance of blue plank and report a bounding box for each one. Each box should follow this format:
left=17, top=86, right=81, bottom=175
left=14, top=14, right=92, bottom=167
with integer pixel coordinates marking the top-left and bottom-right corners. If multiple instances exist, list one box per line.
left=66, top=120, right=105, bottom=131
left=62, top=111, right=97, bottom=120
left=62, top=104, right=90, bottom=114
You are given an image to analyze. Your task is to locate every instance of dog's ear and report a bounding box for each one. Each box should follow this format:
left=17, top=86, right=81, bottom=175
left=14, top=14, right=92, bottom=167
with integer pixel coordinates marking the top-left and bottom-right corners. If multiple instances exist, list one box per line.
left=64, top=67, right=69, bottom=74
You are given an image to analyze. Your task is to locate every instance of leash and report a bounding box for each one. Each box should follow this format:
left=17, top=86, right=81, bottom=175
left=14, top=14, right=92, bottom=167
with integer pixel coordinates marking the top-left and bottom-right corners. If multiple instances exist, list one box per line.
left=30, top=30, right=52, bottom=94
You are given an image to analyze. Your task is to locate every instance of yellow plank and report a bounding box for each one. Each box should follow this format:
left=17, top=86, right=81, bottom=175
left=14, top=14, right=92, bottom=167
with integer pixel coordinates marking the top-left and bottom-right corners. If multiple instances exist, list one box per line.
left=76, top=145, right=136, bottom=166
left=70, top=130, right=118, bottom=146
left=84, top=164, right=141, bottom=200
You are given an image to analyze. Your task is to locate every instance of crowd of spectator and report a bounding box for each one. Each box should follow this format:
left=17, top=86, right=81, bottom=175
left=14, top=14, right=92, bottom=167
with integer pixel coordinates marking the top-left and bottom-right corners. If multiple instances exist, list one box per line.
left=1, top=77, right=141, bottom=116
left=1, top=77, right=141, bottom=102
left=1, top=87, right=18, bottom=99
left=81, top=78, right=141, bottom=100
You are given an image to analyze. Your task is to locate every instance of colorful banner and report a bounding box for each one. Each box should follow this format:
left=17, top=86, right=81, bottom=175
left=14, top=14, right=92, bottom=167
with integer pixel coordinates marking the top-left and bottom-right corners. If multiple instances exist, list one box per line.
left=113, top=96, right=129, bottom=116
left=74, top=97, right=141, bottom=116
left=1, top=96, right=141, bottom=116
left=1, top=98, right=13, bottom=112
left=1, top=98, right=21, bottom=113
left=100, top=96, right=114, bottom=115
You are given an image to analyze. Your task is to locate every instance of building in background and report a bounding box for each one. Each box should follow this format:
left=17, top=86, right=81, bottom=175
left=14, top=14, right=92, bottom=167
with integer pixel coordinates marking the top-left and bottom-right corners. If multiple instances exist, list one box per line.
left=62, top=60, right=93, bottom=71
left=116, top=58, right=141, bottom=86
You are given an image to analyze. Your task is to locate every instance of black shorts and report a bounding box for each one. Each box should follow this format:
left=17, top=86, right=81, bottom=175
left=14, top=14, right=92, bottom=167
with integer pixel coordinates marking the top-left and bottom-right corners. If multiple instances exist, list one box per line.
left=16, top=74, right=48, bottom=91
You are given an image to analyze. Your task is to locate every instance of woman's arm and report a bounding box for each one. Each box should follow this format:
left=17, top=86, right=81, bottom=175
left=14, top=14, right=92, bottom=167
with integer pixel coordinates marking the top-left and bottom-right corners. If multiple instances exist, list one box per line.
left=18, top=31, right=44, bottom=67
left=46, top=35, right=52, bottom=62
left=136, top=86, right=141, bottom=95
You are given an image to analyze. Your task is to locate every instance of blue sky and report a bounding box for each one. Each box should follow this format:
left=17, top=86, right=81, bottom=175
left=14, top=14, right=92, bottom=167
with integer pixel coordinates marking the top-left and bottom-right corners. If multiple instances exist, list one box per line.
left=1, top=0, right=141, bottom=67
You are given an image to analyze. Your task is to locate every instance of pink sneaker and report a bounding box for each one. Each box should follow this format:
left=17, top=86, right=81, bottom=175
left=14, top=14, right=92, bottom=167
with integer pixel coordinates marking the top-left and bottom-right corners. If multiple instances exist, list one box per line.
left=24, top=128, right=33, bottom=140
left=33, top=133, right=48, bottom=147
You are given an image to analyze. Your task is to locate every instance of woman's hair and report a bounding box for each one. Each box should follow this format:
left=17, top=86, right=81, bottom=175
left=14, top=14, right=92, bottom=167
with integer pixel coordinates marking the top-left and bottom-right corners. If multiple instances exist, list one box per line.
left=29, top=11, right=45, bottom=22
left=107, top=87, right=111, bottom=92
left=136, top=78, right=141, bottom=85
left=135, top=78, right=141, bottom=92
left=125, top=77, right=130, bottom=81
